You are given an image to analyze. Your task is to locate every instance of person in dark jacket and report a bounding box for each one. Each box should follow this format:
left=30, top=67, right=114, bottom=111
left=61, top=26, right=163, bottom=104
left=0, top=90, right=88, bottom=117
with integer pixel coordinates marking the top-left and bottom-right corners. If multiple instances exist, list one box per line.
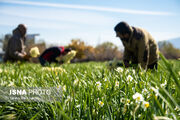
left=114, top=21, right=159, bottom=70
left=3, top=24, right=30, bottom=62
left=39, top=46, right=71, bottom=66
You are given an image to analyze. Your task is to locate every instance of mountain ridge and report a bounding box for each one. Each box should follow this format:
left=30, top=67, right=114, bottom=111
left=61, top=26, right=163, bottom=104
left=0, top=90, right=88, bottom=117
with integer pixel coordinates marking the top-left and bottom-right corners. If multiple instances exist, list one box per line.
left=159, top=37, right=180, bottom=49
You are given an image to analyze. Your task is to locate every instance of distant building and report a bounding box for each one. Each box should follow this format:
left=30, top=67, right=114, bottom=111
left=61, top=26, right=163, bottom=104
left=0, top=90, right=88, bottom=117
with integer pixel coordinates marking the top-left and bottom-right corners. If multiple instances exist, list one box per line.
left=25, top=34, right=39, bottom=45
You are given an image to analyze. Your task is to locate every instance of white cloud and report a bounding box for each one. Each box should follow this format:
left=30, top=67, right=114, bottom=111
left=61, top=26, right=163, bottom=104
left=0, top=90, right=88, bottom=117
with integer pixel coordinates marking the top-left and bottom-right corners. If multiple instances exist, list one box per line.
left=0, top=14, right=78, bottom=30
left=0, top=5, right=115, bottom=28
left=0, top=0, right=174, bottom=16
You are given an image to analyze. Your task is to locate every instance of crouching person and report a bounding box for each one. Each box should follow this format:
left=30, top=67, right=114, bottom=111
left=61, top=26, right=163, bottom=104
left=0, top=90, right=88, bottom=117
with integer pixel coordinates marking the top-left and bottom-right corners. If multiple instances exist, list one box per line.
left=114, top=21, right=159, bottom=70
left=3, top=24, right=30, bottom=62
left=39, top=46, right=72, bottom=66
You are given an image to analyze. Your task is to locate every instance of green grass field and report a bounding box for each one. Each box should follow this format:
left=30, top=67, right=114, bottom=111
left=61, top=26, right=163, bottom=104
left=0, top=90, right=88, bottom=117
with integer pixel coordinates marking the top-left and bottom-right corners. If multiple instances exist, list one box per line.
left=0, top=56, right=180, bottom=120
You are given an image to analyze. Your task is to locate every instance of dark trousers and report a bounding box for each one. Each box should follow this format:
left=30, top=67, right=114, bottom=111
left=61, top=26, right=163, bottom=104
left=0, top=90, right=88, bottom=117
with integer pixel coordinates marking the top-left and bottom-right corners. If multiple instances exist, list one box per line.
left=39, top=56, right=58, bottom=66
left=39, top=56, right=48, bottom=66
left=147, top=62, right=158, bottom=70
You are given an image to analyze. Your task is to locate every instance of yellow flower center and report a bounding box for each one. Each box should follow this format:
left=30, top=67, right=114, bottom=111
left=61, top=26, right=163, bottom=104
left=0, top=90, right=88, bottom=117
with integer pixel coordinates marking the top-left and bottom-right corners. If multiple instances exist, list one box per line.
left=100, top=102, right=103, bottom=105
left=137, top=96, right=141, bottom=101
left=145, top=103, right=149, bottom=108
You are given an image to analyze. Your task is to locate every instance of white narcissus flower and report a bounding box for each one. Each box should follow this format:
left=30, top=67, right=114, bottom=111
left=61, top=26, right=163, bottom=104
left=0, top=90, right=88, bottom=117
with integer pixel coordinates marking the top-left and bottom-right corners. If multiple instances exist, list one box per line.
left=76, top=104, right=81, bottom=108
left=98, top=101, right=104, bottom=107
left=42, top=67, right=66, bottom=72
left=132, top=69, right=136, bottom=75
left=62, top=85, right=66, bottom=92
left=151, top=86, right=159, bottom=97
left=8, top=81, right=15, bottom=86
left=142, top=88, right=148, bottom=95
left=142, top=101, right=150, bottom=109
left=174, top=106, right=180, bottom=111
left=30, top=47, right=40, bottom=57
left=120, top=98, right=125, bottom=103
left=126, top=99, right=130, bottom=105
left=133, top=92, right=144, bottom=102
left=116, top=67, right=123, bottom=73
left=140, top=72, right=144, bottom=75
left=127, top=75, right=133, bottom=82
left=115, top=81, right=119, bottom=87
left=160, top=80, right=167, bottom=88
left=125, top=69, right=129, bottom=75
left=65, top=96, right=72, bottom=103
left=96, top=81, right=102, bottom=90
left=74, top=79, right=79, bottom=85
left=138, top=114, right=141, bottom=118
left=62, top=50, right=77, bottom=63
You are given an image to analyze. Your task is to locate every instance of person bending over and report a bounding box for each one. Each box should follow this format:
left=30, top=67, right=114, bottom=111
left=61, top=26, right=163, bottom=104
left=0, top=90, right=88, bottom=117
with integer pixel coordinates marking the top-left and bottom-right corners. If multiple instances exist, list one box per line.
left=114, top=21, right=159, bottom=70
left=39, top=46, right=72, bottom=66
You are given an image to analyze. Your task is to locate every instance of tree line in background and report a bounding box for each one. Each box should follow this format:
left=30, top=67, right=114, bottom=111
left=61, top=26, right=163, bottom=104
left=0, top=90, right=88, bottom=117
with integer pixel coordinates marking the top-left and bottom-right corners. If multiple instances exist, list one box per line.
left=66, top=39, right=180, bottom=62
left=66, top=39, right=123, bottom=62
left=158, top=41, right=180, bottom=59
left=0, top=35, right=180, bottom=62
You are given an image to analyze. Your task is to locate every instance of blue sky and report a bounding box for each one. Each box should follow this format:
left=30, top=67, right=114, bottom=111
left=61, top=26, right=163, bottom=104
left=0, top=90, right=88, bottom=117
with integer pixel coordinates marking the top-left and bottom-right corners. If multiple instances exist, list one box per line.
left=0, top=0, right=180, bottom=47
